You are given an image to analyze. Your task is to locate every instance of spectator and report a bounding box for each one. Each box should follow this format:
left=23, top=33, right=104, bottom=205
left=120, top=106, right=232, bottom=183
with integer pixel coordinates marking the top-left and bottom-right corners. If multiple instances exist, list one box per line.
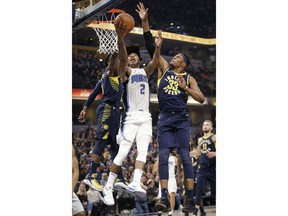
left=87, top=186, right=104, bottom=216
left=134, top=177, right=149, bottom=215
left=100, top=172, right=108, bottom=187
left=76, top=181, right=89, bottom=214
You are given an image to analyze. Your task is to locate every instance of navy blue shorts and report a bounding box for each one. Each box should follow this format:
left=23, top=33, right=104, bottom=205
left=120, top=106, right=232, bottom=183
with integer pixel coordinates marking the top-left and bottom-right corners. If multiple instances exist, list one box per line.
left=157, top=110, right=190, bottom=149
left=95, top=103, right=120, bottom=141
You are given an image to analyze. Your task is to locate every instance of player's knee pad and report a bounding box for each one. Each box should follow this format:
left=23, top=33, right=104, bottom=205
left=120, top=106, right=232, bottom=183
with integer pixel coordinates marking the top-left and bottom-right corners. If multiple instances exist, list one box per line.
left=135, top=136, right=151, bottom=163
left=113, top=139, right=133, bottom=166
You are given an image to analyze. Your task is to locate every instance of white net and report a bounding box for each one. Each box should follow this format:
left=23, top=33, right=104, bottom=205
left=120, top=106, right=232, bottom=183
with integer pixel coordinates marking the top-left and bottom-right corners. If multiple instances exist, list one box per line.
left=92, top=12, right=118, bottom=54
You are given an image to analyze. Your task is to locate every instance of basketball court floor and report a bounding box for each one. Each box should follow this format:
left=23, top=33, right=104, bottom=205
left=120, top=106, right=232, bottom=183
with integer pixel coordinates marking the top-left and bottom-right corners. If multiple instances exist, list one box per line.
left=118, top=206, right=216, bottom=216
left=165, top=207, right=216, bottom=216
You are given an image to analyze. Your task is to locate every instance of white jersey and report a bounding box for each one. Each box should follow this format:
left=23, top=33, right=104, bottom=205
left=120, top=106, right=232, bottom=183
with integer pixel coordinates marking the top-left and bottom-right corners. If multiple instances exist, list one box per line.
left=168, top=155, right=176, bottom=178
left=123, top=68, right=150, bottom=112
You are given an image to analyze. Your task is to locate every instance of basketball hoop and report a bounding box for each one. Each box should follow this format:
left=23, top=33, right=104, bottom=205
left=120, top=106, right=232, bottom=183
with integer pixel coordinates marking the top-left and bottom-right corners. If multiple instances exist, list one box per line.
left=91, top=9, right=124, bottom=54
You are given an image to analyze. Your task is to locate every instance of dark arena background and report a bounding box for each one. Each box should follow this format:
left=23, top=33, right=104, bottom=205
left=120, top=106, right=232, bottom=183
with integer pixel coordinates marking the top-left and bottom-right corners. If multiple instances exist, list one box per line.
left=72, top=0, right=216, bottom=215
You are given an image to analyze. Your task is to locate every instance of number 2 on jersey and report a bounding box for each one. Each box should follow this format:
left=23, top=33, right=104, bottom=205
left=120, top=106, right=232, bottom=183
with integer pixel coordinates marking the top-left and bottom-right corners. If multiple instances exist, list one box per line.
left=140, top=84, right=145, bottom=94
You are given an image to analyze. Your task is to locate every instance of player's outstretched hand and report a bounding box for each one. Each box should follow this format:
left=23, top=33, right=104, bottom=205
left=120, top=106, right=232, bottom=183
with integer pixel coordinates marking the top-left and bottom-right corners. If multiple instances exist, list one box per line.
left=155, top=30, right=163, bottom=48
left=78, top=110, right=86, bottom=123
left=136, top=2, right=148, bottom=21
left=115, top=23, right=127, bottom=40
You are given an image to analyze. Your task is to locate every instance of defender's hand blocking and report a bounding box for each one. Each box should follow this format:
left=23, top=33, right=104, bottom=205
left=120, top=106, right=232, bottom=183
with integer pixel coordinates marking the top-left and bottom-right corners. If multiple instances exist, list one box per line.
left=155, top=30, right=163, bottom=48
left=136, top=2, right=149, bottom=21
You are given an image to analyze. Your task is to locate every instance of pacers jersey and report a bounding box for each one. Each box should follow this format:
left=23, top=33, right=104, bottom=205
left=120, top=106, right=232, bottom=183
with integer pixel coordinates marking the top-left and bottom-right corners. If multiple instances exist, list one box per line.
left=122, top=68, right=149, bottom=112
left=199, top=133, right=216, bottom=165
left=191, top=155, right=199, bottom=168
left=158, top=67, right=190, bottom=112
left=101, top=68, right=123, bottom=107
left=168, top=155, right=176, bottom=178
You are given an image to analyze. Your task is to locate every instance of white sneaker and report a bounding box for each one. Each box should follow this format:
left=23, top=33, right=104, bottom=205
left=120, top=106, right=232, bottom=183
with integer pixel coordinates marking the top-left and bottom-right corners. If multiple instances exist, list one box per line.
left=126, top=181, right=146, bottom=197
left=103, top=186, right=114, bottom=206
left=114, top=179, right=129, bottom=190
left=83, top=179, right=98, bottom=190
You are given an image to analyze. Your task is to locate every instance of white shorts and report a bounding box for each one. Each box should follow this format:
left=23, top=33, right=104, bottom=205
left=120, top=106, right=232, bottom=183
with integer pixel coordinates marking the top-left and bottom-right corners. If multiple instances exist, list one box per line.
left=118, top=111, right=152, bottom=143
left=72, top=192, right=84, bottom=215
left=158, top=176, right=177, bottom=197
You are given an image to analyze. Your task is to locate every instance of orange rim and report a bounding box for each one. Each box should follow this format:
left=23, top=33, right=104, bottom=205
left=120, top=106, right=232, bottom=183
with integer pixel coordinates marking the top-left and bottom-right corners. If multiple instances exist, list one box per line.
left=107, top=8, right=125, bottom=13
left=91, top=9, right=125, bottom=25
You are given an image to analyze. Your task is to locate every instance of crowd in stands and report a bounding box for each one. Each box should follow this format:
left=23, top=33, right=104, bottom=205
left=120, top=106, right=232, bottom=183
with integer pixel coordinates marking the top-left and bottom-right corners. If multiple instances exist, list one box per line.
left=118, top=0, right=215, bottom=38
left=73, top=126, right=213, bottom=215
left=73, top=49, right=103, bottom=89
left=73, top=0, right=215, bottom=38
left=72, top=49, right=216, bottom=97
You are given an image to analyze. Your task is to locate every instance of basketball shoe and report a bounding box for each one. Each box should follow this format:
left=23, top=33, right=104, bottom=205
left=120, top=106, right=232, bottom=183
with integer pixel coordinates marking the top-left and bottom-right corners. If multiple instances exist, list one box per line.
left=126, top=181, right=146, bottom=197
left=83, top=173, right=103, bottom=191
left=103, top=186, right=114, bottom=206
left=155, top=197, right=171, bottom=212
left=182, top=197, right=195, bottom=213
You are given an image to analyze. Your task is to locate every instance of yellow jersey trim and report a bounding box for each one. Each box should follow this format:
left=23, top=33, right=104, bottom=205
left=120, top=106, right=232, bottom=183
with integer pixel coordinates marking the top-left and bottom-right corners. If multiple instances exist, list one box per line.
left=157, top=67, right=170, bottom=87
left=102, top=132, right=110, bottom=140
left=109, top=76, right=120, bottom=92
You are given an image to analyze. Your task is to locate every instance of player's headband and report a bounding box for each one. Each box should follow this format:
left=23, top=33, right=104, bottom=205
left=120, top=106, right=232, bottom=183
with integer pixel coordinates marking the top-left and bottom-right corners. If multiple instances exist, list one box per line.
left=180, top=53, right=189, bottom=67
left=126, top=45, right=142, bottom=60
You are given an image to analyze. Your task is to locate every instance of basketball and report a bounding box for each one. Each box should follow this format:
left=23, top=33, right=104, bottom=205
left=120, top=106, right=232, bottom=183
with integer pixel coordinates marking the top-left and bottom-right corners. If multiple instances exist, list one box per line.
left=114, top=13, right=135, bottom=33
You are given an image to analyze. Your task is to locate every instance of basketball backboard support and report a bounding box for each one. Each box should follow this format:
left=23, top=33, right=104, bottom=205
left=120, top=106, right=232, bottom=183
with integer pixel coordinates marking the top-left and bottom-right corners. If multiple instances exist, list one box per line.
left=72, top=0, right=125, bottom=33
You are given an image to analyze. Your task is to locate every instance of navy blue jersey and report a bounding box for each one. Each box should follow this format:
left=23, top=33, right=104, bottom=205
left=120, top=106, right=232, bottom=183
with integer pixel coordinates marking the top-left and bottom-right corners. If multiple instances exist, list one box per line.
left=85, top=80, right=103, bottom=107
left=199, top=133, right=216, bottom=165
left=101, top=68, right=123, bottom=107
left=157, top=67, right=190, bottom=112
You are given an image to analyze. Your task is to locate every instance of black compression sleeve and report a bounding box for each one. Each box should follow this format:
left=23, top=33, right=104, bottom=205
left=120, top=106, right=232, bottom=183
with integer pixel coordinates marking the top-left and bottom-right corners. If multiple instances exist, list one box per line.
left=143, top=31, right=155, bottom=59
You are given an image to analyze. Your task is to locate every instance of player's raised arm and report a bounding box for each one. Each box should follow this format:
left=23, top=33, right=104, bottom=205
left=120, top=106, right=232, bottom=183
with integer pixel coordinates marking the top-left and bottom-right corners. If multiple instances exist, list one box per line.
left=107, top=52, right=119, bottom=76
left=136, top=2, right=169, bottom=78
left=136, top=2, right=154, bottom=57
left=145, top=30, right=163, bottom=77
left=116, top=27, right=131, bottom=81
left=136, top=2, right=150, bottom=33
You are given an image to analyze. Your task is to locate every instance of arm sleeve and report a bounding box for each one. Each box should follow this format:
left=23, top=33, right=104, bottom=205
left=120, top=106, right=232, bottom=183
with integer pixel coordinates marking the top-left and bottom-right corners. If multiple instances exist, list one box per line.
left=84, top=80, right=102, bottom=107
left=143, top=31, right=155, bottom=59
